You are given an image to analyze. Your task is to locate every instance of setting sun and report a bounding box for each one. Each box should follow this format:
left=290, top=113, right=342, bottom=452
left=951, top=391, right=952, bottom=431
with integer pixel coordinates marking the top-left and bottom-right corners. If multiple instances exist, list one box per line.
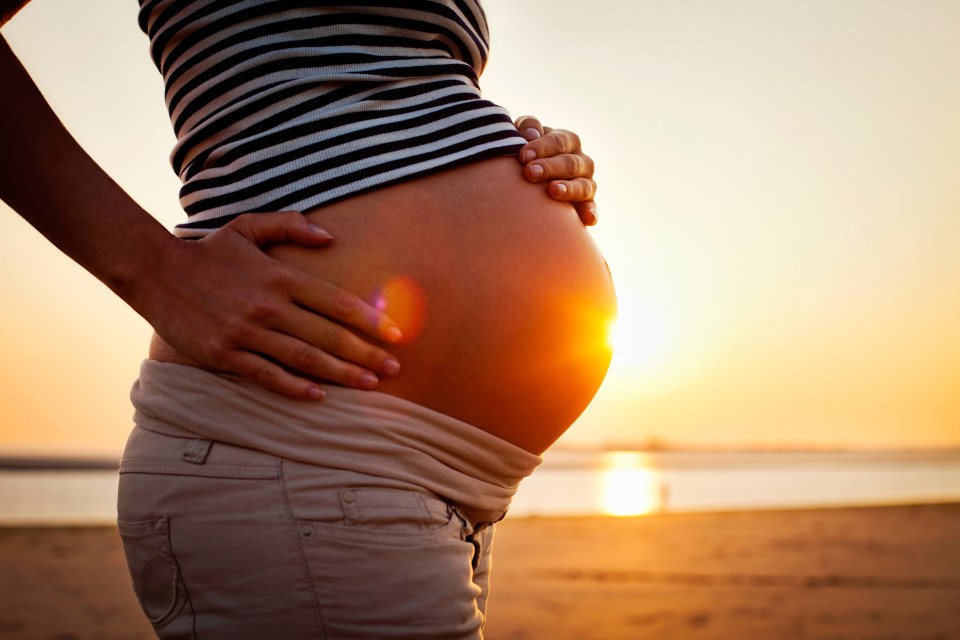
left=606, top=294, right=671, bottom=375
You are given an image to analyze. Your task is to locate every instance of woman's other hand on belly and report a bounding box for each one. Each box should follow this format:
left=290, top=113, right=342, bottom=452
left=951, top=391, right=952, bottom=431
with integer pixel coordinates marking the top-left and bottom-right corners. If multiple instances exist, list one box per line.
left=514, top=115, right=599, bottom=226
left=142, top=212, right=403, bottom=400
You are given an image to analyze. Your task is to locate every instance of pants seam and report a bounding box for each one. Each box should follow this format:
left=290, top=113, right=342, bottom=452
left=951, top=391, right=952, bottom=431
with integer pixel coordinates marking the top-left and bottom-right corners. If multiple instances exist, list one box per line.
left=279, top=458, right=328, bottom=640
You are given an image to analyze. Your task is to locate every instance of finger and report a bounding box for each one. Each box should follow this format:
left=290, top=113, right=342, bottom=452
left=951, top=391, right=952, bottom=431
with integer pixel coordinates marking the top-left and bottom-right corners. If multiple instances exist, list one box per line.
left=520, top=129, right=582, bottom=163
left=548, top=177, right=597, bottom=203
left=514, top=114, right=544, bottom=141
left=225, top=324, right=390, bottom=392
left=574, top=201, right=599, bottom=227
left=227, top=211, right=334, bottom=248
left=276, top=305, right=401, bottom=378
left=524, top=153, right=595, bottom=183
left=224, top=350, right=327, bottom=400
left=253, top=327, right=391, bottom=390
left=292, top=274, right=405, bottom=346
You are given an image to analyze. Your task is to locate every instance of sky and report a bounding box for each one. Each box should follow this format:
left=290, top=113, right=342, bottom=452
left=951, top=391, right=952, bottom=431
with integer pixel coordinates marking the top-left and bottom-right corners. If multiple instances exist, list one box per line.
left=1, top=0, right=958, bottom=456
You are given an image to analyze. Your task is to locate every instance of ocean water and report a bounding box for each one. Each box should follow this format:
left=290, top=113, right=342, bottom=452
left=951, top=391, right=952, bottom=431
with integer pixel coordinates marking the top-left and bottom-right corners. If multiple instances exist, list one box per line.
left=511, top=449, right=960, bottom=517
left=2, top=449, right=959, bottom=525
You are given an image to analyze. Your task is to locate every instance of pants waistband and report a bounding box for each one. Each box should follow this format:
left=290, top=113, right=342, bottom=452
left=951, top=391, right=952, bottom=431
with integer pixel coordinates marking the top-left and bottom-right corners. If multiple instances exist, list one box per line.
left=130, top=361, right=541, bottom=519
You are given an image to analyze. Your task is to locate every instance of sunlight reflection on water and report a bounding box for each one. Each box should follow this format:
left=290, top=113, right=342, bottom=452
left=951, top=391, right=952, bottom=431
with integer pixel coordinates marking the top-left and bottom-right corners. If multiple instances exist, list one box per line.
left=4, top=451, right=960, bottom=524
left=600, top=451, right=667, bottom=516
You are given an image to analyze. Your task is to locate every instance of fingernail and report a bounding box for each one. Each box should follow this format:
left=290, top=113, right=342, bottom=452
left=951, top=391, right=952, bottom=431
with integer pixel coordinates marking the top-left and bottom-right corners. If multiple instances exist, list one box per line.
left=523, top=128, right=541, bottom=140
left=359, top=372, right=379, bottom=390
left=521, top=150, right=537, bottom=163
left=382, top=358, right=401, bottom=376
left=554, top=182, right=568, bottom=195
left=528, top=164, right=543, bottom=179
left=307, top=386, right=326, bottom=401
left=309, top=224, right=333, bottom=239
left=384, top=326, right=403, bottom=344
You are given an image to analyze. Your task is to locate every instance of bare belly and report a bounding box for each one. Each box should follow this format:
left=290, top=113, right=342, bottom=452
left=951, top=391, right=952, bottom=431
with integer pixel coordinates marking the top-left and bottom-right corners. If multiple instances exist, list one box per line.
left=152, top=157, right=616, bottom=453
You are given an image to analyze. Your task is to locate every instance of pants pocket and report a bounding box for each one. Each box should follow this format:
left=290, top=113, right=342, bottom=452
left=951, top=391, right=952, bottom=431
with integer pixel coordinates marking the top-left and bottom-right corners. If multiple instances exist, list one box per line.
left=117, top=516, right=195, bottom=639
left=295, top=488, right=486, bottom=639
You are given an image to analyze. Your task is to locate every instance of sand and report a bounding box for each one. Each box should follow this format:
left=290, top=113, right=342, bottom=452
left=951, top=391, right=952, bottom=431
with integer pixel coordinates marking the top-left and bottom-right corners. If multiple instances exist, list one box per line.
left=1, top=503, right=958, bottom=639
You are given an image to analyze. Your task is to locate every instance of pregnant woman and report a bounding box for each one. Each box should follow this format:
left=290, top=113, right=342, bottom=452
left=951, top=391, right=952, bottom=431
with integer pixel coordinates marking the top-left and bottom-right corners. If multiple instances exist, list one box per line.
left=1, top=2, right=616, bottom=638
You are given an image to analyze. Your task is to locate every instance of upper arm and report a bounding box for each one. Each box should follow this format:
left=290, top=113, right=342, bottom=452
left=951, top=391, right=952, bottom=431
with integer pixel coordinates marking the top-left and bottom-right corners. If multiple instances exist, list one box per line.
left=0, top=0, right=31, bottom=29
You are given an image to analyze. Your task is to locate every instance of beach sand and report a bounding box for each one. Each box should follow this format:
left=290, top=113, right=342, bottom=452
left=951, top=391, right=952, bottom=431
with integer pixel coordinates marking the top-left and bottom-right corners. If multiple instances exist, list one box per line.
left=1, top=503, right=958, bottom=639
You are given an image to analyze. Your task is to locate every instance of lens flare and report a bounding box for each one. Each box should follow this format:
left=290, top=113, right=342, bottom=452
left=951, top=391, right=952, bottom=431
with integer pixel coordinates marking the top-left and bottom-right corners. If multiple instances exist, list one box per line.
left=372, top=276, right=426, bottom=345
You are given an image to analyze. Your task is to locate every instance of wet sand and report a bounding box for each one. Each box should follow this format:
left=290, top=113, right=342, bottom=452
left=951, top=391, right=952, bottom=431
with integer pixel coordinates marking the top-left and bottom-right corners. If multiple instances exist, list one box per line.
left=2, top=503, right=958, bottom=639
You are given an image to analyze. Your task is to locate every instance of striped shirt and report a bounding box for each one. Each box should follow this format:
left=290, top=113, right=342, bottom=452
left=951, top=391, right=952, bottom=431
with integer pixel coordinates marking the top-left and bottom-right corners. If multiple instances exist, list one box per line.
left=136, top=0, right=527, bottom=237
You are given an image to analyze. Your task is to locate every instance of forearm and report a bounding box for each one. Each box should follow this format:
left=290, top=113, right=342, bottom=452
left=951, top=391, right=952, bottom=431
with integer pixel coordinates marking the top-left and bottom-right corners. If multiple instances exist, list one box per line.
left=0, top=34, right=406, bottom=398
left=0, top=34, right=174, bottom=308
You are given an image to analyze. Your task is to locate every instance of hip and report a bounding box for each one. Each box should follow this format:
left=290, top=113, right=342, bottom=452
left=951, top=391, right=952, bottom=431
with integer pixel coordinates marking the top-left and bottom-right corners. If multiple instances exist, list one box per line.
left=117, top=424, right=498, bottom=639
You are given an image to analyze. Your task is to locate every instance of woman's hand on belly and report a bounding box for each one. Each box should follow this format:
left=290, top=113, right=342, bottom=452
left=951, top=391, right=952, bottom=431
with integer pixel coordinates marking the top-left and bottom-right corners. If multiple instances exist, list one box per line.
left=514, top=115, right=599, bottom=226
left=143, top=212, right=403, bottom=400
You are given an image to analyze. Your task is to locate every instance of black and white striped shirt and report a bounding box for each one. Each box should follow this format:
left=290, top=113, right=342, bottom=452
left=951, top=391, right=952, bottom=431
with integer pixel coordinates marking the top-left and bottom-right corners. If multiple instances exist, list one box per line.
left=137, top=0, right=526, bottom=237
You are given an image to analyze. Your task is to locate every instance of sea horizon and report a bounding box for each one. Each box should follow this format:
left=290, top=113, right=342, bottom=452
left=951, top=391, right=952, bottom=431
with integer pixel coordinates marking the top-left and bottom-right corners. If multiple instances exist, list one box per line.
left=2, top=447, right=960, bottom=525
left=3, top=441, right=959, bottom=471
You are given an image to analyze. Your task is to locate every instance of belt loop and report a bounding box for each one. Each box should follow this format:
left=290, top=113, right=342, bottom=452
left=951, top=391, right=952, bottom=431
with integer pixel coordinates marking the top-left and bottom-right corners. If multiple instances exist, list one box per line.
left=340, top=488, right=361, bottom=524
left=181, top=439, right=213, bottom=464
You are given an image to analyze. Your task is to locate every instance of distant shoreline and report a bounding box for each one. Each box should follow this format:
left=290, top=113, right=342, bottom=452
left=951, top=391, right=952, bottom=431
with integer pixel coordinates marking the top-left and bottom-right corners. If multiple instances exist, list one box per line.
left=0, top=457, right=118, bottom=471
left=3, top=445, right=960, bottom=471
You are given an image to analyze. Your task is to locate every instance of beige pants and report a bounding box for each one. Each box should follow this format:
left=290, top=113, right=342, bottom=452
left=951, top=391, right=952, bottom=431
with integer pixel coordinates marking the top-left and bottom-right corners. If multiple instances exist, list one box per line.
left=117, top=362, right=541, bottom=640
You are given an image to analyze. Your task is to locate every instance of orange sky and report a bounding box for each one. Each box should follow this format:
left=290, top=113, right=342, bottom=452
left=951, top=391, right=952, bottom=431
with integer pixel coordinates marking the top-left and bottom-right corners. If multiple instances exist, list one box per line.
left=1, top=0, right=958, bottom=455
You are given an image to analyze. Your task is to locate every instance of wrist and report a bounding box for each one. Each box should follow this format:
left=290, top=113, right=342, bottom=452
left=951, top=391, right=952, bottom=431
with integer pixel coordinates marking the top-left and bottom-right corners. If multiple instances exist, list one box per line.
left=108, top=220, right=180, bottom=317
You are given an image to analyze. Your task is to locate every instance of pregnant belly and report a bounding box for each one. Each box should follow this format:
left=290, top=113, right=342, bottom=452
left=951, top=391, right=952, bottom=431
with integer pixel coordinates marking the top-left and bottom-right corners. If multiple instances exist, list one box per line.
left=272, top=157, right=617, bottom=453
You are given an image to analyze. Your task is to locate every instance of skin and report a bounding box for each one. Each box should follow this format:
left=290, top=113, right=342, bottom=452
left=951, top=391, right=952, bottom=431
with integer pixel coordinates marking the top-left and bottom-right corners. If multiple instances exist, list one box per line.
left=0, top=4, right=605, bottom=411
left=515, top=116, right=600, bottom=226
left=152, top=154, right=616, bottom=452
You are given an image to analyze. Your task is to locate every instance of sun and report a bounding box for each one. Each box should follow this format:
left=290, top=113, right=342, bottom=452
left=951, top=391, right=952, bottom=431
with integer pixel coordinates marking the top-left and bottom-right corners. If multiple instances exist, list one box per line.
left=607, top=295, right=670, bottom=374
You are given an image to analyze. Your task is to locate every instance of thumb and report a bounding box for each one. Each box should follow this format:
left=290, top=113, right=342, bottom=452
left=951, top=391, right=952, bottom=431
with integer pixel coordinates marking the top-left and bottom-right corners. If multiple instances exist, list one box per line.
left=227, top=211, right=334, bottom=248
left=514, top=115, right=544, bottom=141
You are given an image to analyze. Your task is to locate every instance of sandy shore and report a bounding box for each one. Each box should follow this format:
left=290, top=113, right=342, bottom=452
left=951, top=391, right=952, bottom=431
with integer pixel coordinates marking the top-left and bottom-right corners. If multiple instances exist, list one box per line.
left=2, top=503, right=958, bottom=639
